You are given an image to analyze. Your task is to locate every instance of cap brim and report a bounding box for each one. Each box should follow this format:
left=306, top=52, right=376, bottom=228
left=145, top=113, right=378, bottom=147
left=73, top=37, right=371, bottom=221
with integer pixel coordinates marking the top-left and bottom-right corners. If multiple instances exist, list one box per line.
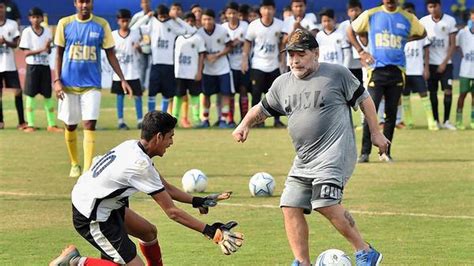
left=280, top=46, right=306, bottom=53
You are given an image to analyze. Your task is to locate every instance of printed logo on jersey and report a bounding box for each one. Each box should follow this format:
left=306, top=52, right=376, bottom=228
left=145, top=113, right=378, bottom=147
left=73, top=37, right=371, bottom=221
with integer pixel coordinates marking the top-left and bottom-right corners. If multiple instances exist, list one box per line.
left=430, top=37, right=445, bottom=49
left=396, top=23, right=406, bottom=30
left=375, top=29, right=402, bottom=49
left=157, top=37, right=169, bottom=49
left=167, top=28, right=171, bottom=32
left=89, top=31, right=100, bottom=39
left=191, top=44, right=195, bottom=48
left=465, top=51, right=474, bottom=61
left=441, top=26, right=446, bottom=32
left=69, top=42, right=97, bottom=61
left=405, top=48, right=420, bottom=58
left=217, top=38, right=221, bottom=43
left=283, top=90, right=323, bottom=114
left=179, top=53, right=192, bottom=65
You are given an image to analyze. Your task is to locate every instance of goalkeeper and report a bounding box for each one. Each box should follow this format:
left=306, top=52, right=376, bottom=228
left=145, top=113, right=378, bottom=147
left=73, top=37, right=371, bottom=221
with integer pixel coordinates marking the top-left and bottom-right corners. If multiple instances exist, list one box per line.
left=49, top=111, right=243, bottom=266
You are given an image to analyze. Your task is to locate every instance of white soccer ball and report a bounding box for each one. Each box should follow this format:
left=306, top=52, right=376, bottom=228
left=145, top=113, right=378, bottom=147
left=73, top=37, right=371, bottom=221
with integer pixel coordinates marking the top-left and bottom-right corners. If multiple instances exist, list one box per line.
left=248, top=172, right=275, bottom=197
left=182, top=169, right=208, bottom=193
left=315, top=249, right=352, bottom=266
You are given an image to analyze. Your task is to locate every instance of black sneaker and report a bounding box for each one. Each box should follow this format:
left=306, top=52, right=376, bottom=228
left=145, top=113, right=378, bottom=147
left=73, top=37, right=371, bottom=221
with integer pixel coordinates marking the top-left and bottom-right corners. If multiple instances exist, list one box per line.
left=274, top=120, right=286, bottom=128
left=118, top=123, right=130, bottom=130
left=137, top=122, right=143, bottom=129
left=358, top=154, right=369, bottom=163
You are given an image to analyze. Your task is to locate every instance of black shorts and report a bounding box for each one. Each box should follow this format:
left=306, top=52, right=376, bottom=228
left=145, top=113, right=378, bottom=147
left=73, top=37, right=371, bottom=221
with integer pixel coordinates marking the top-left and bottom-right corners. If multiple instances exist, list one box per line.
left=24, top=65, right=52, bottom=98
left=0, top=71, right=21, bottom=94
left=111, top=79, right=143, bottom=96
left=176, top=78, right=201, bottom=97
left=72, top=205, right=136, bottom=264
left=428, top=64, right=453, bottom=92
left=403, top=75, right=427, bottom=95
left=250, top=68, right=280, bottom=95
left=231, top=69, right=250, bottom=93
left=149, top=64, right=176, bottom=98
left=202, top=73, right=232, bottom=96
left=349, top=68, right=363, bottom=85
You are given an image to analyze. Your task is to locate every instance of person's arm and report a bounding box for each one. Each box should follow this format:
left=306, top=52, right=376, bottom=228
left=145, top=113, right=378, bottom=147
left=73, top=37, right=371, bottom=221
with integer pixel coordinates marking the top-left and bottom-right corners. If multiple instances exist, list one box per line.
left=131, top=11, right=154, bottom=30
left=346, top=24, right=373, bottom=66
left=241, top=40, right=251, bottom=74
left=53, top=46, right=65, bottom=100
left=160, top=175, right=193, bottom=203
left=23, top=39, right=51, bottom=56
left=0, top=36, right=19, bottom=48
left=105, top=48, right=133, bottom=95
left=232, top=105, right=270, bottom=143
left=423, top=45, right=430, bottom=81
left=359, top=96, right=390, bottom=154
left=195, top=52, right=204, bottom=81
left=437, top=32, right=456, bottom=73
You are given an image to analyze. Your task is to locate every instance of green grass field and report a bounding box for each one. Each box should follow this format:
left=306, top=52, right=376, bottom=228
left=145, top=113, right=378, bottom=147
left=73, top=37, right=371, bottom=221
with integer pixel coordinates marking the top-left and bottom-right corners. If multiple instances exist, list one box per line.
left=0, top=90, right=473, bottom=265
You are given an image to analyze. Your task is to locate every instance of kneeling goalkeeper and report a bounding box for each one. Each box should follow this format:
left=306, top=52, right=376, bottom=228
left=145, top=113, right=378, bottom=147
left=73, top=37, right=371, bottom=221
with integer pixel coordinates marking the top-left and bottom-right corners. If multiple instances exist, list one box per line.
left=50, top=111, right=243, bottom=266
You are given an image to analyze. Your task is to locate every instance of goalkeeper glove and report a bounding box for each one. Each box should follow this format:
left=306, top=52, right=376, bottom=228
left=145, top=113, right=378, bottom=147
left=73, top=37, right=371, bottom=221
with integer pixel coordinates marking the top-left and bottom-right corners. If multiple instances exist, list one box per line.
left=192, top=191, right=232, bottom=214
left=203, top=221, right=244, bottom=255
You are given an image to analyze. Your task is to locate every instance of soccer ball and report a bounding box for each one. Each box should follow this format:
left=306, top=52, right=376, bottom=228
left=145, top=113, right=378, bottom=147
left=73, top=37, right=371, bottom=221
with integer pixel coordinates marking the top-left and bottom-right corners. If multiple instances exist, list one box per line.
left=249, top=172, right=275, bottom=197
left=315, top=249, right=352, bottom=266
left=182, top=169, right=208, bottom=193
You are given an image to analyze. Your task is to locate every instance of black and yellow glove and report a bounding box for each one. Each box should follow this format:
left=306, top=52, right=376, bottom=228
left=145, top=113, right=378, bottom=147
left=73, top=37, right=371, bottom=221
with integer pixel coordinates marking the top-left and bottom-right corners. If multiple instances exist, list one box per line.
left=203, top=221, right=244, bottom=255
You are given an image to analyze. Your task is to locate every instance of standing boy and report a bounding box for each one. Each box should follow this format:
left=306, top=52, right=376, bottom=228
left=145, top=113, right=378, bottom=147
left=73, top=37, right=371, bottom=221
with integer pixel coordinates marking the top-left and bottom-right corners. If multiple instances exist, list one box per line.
left=316, top=9, right=347, bottom=66
left=19, top=7, right=62, bottom=133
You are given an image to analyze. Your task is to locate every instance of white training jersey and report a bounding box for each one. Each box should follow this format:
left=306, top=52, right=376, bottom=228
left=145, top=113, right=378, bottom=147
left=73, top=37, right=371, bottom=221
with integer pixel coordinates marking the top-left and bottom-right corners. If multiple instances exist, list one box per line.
left=246, top=18, right=284, bottom=72
left=0, top=19, right=20, bottom=71
left=316, top=29, right=348, bottom=65
left=282, top=13, right=318, bottom=34
left=420, top=14, right=457, bottom=65
left=338, top=20, right=361, bottom=69
left=456, top=26, right=474, bottom=79
left=404, top=37, right=430, bottom=76
left=198, top=24, right=231, bottom=76
left=72, top=140, right=165, bottom=222
left=112, top=29, right=142, bottom=81
left=148, top=17, right=191, bottom=65
left=174, top=32, right=206, bottom=79
left=222, top=21, right=248, bottom=70
left=19, top=26, right=51, bottom=66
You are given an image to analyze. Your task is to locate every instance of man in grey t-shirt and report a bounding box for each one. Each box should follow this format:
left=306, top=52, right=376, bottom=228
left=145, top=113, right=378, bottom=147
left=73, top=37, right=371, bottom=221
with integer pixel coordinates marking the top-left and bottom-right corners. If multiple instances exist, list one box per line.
left=232, top=29, right=388, bottom=266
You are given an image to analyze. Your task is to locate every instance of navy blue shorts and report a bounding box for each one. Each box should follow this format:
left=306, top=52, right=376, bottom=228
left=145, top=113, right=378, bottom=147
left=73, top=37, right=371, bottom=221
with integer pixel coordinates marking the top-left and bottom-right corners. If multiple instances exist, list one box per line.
left=231, top=69, right=250, bottom=94
left=176, top=78, right=201, bottom=97
left=403, top=75, right=427, bottom=95
left=149, top=64, right=176, bottom=98
left=202, top=73, right=232, bottom=96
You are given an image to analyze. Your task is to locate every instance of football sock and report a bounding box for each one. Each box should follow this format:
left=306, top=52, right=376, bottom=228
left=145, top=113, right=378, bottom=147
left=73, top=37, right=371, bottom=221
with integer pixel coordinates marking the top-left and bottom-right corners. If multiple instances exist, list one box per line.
left=148, top=96, right=156, bottom=112
left=139, top=239, right=163, bottom=266
left=65, top=129, right=79, bottom=166
left=443, top=94, right=452, bottom=122
left=229, top=95, right=235, bottom=123
left=161, top=97, right=170, bottom=113
left=134, top=96, right=143, bottom=122
left=216, top=94, right=222, bottom=120
left=429, top=91, right=439, bottom=122
left=25, top=96, right=36, bottom=127
left=15, top=92, right=25, bottom=124
left=79, top=257, right=119, bottom=266
left=471, top=107, right=474, bottom=124
left=182, top=95, right=189, bottom=121
left=421, top=97, right=435, bottom=126
left=83, top=130, right=96, bottom=171
left=456, top=109, right=463, bottom=125
left=239, top=95, right=249, bottom=119
left=116, top=94, right=124, bottom=122
left=190, top=95, right=200, bottom=124
left=396, top=104, right=403, bottom=125
left=44, top=98, right=56, bottom=127
left=402, top=95, right=412, bottom=126
left=172, top=96, right=183, bottom=119
left=203, top=107, right=210, bottom=121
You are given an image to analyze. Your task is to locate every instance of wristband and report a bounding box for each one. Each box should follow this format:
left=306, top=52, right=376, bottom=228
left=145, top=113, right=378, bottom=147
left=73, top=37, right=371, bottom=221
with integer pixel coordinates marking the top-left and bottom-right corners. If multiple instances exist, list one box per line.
left=192, top=197, right=206, bottom=208
left=202, top=224, right=217, bottom=239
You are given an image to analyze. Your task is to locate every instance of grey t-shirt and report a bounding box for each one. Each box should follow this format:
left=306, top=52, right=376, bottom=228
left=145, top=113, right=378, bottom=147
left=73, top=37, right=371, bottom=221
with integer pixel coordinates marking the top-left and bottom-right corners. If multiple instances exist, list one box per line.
left=260, top=63, right=369, bottom=179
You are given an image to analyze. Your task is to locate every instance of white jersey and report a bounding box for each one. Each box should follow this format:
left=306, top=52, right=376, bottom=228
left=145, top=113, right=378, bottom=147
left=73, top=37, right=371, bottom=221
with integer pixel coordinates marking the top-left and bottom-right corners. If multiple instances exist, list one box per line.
left=19, top=26, right=51, bottom=66
left=198, top=24, right=231, bottom=76
left=338, top=20, right=361, bottom=69
left=282, top=13, right=318, bottom=34
left=420, top=14, right=457, bottom=65
left=246, top=18, right=284, bottom=72
left=222, top=21, right=248, bottom=70
left=316, top=29, right=348, bottom=65
left=174, top=32, right=206, bottom=79
left=404, top=37, right=430, bottom=76
left=0, top=19, right=19, bottom=71
left=72, top=140, right=164, bottom=221
left=112, top=29, right=142, bottom=81
left=456, top=26, right=474, bottom=79
left=147, top=17, right=192, bottom=65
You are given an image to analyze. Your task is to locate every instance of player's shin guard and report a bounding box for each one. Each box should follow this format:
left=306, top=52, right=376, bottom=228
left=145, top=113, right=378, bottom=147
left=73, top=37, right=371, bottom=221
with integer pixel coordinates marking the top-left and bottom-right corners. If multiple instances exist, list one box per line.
left=26, top=96, right=36, bottom=127
left=44, top=98, right=57, bottom=127
left=402, top=96, right=412, bottom=126
left=443, top=94, right=452, bottom=122
left=83, top=130, right=96, bottom=171
left=65, top=129, right=79, bottom=166
left=139, top=239, right=163, bottom=266
left=15, top=92, right=26, bottom=124
left=190, top=95, right=200, bottom=125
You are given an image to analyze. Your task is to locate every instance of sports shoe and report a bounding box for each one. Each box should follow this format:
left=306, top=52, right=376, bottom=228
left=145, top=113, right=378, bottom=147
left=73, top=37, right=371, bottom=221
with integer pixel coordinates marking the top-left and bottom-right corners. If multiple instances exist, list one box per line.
left=137, top=122, right=143, bottom=129
left=47, top=126, right=64, bottom=133
left=227, top=121, right=237, bottom=128
left=355, top=246, right=383, bottom=266
left=218, top=120, right=231, bottom=129
left=23, top=126, right=37, bottom=133
left=470, top=122, right=474, bottom=130
left=213, top=119, right=223, bottom=127
left=428, top=120, right=440, bottom=131
left=196, top=120, right=210, bottom=128
left=180, top=118, right=192, bottom=128
left=69, top=165, right=82, bottom=178
left=17, top=123, right=28, bottom=130
left=395, top=121, right=406, bottom=129
left=442, top=121, right=456, bottom=130
left=358, top=154, right=369, bottom=163
left=49, top=245, right=81, bottom=266
left=291, top=260, right=302, bottom=266
left=274, top=120, right=286, bottom=128
left=379, top=153, right=394, bottom=163
left=118, top=123, right=130, bottom=130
